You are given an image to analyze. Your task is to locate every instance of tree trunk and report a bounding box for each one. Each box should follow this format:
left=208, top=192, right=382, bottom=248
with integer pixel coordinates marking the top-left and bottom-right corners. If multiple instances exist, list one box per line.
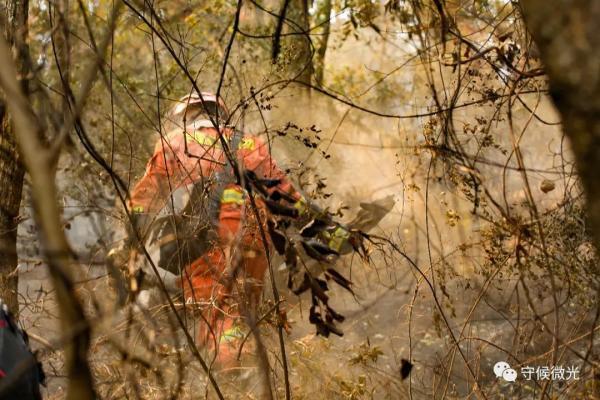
left=286, top=0, right=312, bottom=86
left=0, top=0, right=29, bottom=314
left=0, top=105, right=24, bottom=314
left=519, top=0, right=600, bottom=250
left=313, top=0, right=332, bottom=86
left=0, top=29, right=99, bottom=400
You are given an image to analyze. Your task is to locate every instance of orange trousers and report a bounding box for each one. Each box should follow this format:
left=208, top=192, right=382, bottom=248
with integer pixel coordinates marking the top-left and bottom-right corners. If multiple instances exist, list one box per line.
left=180, top=191, right=269, bottom=364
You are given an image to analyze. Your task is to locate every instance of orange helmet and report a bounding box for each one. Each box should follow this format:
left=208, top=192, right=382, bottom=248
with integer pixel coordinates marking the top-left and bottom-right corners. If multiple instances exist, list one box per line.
left=171, top=92, right=230, bottom=122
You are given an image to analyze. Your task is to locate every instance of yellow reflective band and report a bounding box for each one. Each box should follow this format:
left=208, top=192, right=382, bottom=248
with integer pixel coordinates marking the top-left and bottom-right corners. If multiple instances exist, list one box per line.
left=132, top=206, right=145, bottom=213
left=220, top=326, right=244, bottom=343
left=328, top=226, right=350, bottom=252
left=238, top=137, right=255, bottom=150
left=189, top=131, right=217, bottom=147
left=221, top=188, right=245, bottom=205
left=293, top=196, right=308, bottom=215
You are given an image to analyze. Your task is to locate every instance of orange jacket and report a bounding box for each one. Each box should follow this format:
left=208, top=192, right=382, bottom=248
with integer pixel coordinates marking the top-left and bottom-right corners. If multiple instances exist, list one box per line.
left=129, top=123, right=304, bottom=216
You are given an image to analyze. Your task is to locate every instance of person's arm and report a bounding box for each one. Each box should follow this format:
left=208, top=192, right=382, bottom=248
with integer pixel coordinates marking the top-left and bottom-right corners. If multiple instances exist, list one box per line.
left=239, top=135, right=309, bottom=214
left=128, top=137, right=181, bottom=239
left=240, top=136, right=356, bottom=254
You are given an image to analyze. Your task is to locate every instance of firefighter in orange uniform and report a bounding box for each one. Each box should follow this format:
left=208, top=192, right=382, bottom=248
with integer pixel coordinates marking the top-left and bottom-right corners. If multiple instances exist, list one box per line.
left=127, top=92, right=310, bottom=367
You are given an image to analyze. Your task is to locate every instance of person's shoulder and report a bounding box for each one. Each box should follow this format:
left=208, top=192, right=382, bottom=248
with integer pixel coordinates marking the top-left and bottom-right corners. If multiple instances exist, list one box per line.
left=239, top=135, right=259, bottom=151
left=242, top=132, right=270, bottom=147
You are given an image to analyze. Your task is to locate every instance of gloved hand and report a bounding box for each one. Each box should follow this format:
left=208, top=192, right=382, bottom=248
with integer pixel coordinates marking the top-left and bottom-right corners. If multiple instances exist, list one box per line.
left=325, top=225, right=353, bottom=255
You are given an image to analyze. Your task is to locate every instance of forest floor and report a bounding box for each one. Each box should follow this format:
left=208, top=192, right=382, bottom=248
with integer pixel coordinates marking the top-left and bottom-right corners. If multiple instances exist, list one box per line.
left=17, top=255, right=578, bottom=399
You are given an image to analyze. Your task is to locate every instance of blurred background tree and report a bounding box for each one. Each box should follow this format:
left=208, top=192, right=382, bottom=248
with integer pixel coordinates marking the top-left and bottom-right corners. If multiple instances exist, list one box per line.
left=0, top=0, right=29, bottom=314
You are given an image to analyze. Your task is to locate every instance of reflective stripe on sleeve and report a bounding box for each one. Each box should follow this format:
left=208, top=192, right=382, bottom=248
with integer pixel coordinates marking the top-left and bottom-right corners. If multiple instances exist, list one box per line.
left=221, top=187, right=245, bottom=205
